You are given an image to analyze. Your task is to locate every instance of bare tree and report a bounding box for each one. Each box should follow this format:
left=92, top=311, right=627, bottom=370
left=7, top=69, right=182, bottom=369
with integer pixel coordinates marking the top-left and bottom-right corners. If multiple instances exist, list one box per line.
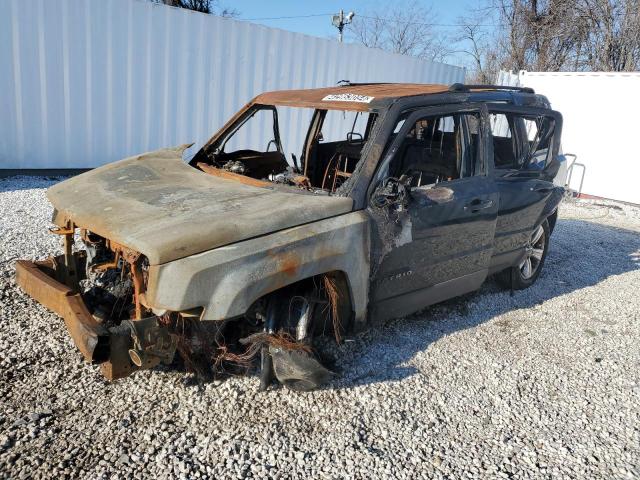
left=152, top=0, right=239, bottom=17
left=491, top=0, right=590, bottom=71
left=577, top=0, right=640, bottom=71
left=349, top=1, right=454, bottom=62
left=456, top=12, right=502, bottom=83
left=458, top=0, right=640, bottom=81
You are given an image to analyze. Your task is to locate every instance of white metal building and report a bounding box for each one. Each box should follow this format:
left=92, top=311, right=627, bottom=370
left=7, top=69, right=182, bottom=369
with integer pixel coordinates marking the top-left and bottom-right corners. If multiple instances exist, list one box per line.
left=498, top=70, right=640, bottom=205
left=0, top=0, right=465, bottom=171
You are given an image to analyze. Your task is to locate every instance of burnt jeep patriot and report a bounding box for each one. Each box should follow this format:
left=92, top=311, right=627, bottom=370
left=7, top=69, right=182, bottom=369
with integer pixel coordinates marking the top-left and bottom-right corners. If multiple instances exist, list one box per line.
left=16, top=83, right=564, bottom=390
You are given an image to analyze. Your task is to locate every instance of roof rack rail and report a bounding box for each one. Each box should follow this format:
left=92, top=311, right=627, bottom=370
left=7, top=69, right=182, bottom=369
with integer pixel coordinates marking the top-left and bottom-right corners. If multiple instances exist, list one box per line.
left=449, top=83, right=535, bottom=94
left=336, top=81, right=390, bottom=87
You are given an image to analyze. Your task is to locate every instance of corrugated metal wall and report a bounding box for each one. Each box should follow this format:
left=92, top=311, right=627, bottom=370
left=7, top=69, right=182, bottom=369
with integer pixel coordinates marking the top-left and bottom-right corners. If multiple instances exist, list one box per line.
left=497, top=70, right=640, bottom=205
left=0, top=0, right=465, bottom=169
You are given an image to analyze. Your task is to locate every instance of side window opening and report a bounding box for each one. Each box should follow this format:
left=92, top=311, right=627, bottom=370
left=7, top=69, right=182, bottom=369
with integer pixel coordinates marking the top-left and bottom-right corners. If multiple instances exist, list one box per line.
left=308, top=110, right=378, bottom=192
left=523, top=116, right=555, bottom=170
left=490, top=112, right=555, bottom=171
left=489, top=113, right=519, bottom=169
left=222, top=107, right=280, bottom=154
left=387, top=112, right=480, bottom=188
left=195, top=105, right=378, bottom=194
left=319, top=110, right=369, bottom=144
left=206, top=106, right=289, bottom=180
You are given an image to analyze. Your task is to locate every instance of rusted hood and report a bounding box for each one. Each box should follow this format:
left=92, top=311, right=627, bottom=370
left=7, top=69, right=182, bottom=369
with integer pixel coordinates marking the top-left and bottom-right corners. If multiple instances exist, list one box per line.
left=47, top=146, right=354, bottom=265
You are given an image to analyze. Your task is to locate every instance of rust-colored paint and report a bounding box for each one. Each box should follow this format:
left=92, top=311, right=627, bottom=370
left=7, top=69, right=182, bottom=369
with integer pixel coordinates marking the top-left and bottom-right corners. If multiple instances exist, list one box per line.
left=279, top=255, right=300, bottom=277
left=267, top=250, right=302, bottom=279
left=15, top=258, right=106, bottom=363
left=196, top=162, right=273, bottom=188
left=48, top=226, right=75, bottom=235
left=15, top=256, right=140, bottom=381
left=108, top=240, right=140, bottom=264
left=254, top=83, right=449, bottom=112
left=130, top=261, right=145, bottom=320
left=107, top=240, right=145, bottom=319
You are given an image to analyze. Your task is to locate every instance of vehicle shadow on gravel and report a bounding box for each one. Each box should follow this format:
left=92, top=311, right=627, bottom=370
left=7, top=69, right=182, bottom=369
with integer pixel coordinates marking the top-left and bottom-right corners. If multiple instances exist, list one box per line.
left=320, top=218, right=640, bottom=390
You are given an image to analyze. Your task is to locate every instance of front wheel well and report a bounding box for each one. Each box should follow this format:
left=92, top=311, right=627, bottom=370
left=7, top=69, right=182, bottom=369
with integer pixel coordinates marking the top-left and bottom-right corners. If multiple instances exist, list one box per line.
left=247, top=271, right=355, bottom=341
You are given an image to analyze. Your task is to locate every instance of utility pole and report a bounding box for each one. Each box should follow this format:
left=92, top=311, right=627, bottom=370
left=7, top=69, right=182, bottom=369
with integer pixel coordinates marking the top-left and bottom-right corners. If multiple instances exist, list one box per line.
left=332, top=9, right=355, bottom=43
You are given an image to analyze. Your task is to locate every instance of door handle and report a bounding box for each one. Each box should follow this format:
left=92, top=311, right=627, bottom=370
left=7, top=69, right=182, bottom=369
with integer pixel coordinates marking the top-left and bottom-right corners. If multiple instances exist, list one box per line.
left=464, top=199, right=493, bottom=212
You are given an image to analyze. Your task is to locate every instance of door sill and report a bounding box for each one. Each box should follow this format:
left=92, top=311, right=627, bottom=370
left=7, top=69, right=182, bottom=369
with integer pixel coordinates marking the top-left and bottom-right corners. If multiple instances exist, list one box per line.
left=370, top=269, right=487, bottom=323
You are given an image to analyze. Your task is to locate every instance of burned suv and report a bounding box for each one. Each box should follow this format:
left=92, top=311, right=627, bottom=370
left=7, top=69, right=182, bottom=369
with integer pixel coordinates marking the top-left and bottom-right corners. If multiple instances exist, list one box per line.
left=17, top=83, right=564, bottom=390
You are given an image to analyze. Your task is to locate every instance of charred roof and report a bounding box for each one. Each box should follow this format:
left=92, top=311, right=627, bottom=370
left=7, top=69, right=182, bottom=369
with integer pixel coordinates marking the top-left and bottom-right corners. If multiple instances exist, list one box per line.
left=252, top=82, right=540, bottom=112
left=253, top=83, right=450, bottom=112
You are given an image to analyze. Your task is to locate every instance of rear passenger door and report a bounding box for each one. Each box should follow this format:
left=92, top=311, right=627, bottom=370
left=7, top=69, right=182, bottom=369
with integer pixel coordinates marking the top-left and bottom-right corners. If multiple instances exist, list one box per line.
left=487, top=105, right=562, bottom=271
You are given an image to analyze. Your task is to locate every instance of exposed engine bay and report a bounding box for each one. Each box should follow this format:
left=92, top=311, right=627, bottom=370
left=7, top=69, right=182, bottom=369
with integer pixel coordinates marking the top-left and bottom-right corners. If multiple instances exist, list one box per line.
left=80, top=230, right=137, bottom=325
left=57, top=228, right=340, bottom=389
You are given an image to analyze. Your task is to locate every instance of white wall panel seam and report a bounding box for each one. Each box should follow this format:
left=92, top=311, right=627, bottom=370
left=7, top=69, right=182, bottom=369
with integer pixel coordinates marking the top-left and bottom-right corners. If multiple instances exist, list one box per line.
left=10, top=0, right=24, bottom=162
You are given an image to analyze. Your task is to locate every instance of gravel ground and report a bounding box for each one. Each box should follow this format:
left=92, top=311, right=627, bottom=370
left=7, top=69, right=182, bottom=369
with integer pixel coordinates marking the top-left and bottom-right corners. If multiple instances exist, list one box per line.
left=1, top=176, right=639, bottom=480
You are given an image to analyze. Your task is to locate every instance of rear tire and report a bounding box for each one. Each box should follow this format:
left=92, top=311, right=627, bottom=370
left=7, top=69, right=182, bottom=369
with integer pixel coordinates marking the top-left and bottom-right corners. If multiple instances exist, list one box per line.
left=497, top=219, right=550, bottom=290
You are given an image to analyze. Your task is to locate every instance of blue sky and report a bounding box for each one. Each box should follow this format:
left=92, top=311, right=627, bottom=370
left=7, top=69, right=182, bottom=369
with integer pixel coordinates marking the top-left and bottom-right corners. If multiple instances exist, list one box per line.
left=231, top=0, right=480, bottom=65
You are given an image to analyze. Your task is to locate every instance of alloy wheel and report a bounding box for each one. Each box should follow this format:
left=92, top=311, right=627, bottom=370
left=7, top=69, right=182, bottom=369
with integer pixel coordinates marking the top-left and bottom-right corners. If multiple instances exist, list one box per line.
left=520, top=225, right=545, bottom=279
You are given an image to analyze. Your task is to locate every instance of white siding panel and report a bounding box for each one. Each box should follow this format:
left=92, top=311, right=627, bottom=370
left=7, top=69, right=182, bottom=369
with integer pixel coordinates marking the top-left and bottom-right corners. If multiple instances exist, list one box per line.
left=1, top=0, right=465, bottom=169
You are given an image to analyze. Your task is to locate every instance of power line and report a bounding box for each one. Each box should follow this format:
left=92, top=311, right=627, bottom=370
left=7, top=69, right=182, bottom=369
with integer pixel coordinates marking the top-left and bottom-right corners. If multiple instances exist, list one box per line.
left=241, top=10, right=637, bottom=27
left=356, top=14, right=498, bottom=27
left=240, top=13, right=333, bottom=21
left=239, top=12, right=498, bottom=28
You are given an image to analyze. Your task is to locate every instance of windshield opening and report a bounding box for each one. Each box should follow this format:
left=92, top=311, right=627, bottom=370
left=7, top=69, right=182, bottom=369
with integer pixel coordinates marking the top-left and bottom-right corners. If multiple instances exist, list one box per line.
left=190, top=105, right=378, bottom=194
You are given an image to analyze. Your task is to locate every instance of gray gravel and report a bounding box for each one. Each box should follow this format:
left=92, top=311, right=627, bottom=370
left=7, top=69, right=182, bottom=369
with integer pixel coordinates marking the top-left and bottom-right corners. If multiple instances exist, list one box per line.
left=1, top=176, right=639, bottom=479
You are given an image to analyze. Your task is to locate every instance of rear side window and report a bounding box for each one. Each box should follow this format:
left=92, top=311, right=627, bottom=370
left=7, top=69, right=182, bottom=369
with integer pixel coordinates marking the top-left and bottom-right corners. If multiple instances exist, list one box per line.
left=320, top=110, right=372, bottom=143
left=489, top=112, right=555, bottom=171
left=523, top=116, right=555, bottom=170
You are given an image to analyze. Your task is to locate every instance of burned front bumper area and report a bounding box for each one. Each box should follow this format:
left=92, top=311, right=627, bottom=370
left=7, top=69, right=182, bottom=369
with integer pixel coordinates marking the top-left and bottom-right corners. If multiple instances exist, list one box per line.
left=14, top=214, right=358, bottom=389
left=15, top=254, right=176, bottom=380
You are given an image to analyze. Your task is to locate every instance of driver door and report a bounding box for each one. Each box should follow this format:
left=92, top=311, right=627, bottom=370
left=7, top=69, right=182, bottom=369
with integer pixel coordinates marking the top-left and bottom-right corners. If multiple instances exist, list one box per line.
left=369, top=105, right=499, bottom=321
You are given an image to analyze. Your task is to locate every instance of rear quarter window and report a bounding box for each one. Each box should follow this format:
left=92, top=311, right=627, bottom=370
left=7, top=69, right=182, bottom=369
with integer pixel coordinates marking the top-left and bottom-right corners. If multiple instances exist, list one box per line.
left=489, top=112, right=555, bottom=172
